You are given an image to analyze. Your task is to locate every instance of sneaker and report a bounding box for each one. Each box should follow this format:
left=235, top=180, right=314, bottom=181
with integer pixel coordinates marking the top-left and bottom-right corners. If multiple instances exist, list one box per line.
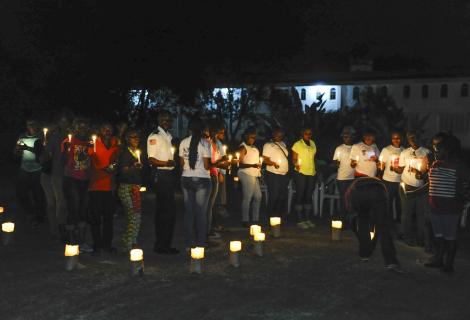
left=305, top=220, right=316, bottom=228
left=297, top=221, right=309, bottom=229
left=209, top=231, right=222, bottom=239
left=385, top=264, right=406, bottom=274
left=79, top=243, right=94, bottom=254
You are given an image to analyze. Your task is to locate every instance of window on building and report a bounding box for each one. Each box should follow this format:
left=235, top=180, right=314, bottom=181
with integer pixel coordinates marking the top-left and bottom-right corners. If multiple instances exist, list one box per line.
left=422, top=85, right=428, bottom=98
left=440, top=84, right=448, bottom=98
left=461, top=83, right=469, bottom=97
left=353, top=87, right=360, bottom=100
left=330, top=88, right=336, bottom=100
left=403, top=85, right=410, bottom=98
left=300, top=88, right=306, bottom=100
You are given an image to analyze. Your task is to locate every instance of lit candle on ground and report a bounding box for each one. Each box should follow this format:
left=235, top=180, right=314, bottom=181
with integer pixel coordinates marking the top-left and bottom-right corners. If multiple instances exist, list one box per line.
left=91, top=135, right=97, bottom=152
left=250, top=224, right=261, bottom=237
left=64, top=244, right=79, bottom=271
left=130, top=249, right=144, bottom=276
left=270, top=217, right=281, bottom=238
left=190, top=247, right=204, bottom=274
left=139, top=186, right=147, bottom=192
left=136, top=149, right=141, bottom=163
left=2, top=222, right=15, bottom=233
left=253, top=232, right=265, bottom=257
left=331, top=220, right=342, bottom=241
left=229, top=241, right=242, bottom=267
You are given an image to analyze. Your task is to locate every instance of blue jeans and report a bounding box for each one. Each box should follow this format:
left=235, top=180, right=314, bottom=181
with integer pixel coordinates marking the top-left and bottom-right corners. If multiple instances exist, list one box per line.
left=181, top=177, right=212, bottom=247
left=238, top=171, right=262, bottom=223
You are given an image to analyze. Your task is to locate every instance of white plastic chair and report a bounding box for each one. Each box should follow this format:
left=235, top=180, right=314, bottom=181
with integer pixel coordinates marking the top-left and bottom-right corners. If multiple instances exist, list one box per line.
left=319, top=173, right=340, bottom=218
left=460, top=201, right=470, bottom=227
left=287, top=178, right=320, bottom=215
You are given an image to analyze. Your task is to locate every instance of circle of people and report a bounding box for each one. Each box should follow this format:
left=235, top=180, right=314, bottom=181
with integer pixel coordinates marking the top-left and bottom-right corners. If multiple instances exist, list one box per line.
left=14, top=111, right=468, bottom=273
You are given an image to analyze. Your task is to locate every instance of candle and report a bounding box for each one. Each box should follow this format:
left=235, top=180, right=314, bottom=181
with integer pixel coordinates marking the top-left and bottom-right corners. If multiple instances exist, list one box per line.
left=250, top=224, right=261, bottom=236
left=139, top=186, right=147, bottom=192
left=233, top=176, right=239, bottom=182
left=228, top=154, right=233, bottom=162
left=171, top=146, right=175, bottom=156
left=254, top=232, right=265, bottom=242
left=43, top=128, right=48, bottom=140
left=0, top=207, right=4, bottom=214
left=91, top=135, right=97, bottom=152
left=130, top=249, right=143, bottom=261
left=331, top=220, right=342, bottom=241
left=2, top=222, right=14, bottom=233
left=259, top=157, right=263, bottom=165
left=236, top=152, right=240, bottom=167
left=370, top=231, right=375, bottom=240
left=331, top=221, right=342, bottom=229
left=270, top=217, right=281, bottom=238
left=222, top=145, right=227, bottom=154
left=229, top=241, right=241, bottom=267
left=68, top=134, right=72, bottom=143
left=230, top=241, right=242, bottom=252
left=64, top=244, right=79, bottom=257
left=191, top=247, right=204, bottom=259
left=270, top=217, right=281, bottom=226
left=136, top=149, right=141, bottom=163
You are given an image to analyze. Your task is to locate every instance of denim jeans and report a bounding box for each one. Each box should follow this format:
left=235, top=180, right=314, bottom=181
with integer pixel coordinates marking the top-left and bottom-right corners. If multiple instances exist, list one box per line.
left=181, top=176, right=212, bottom=247
left=238, top=171, right=262, bottom=223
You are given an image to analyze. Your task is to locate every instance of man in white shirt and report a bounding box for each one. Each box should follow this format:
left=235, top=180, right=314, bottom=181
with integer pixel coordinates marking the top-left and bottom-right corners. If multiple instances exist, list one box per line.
left=332, top=126, right=356, bottom=222
left=350, top=130, right=380, bottom=178
left=392, top=132, right=430, bottom=247
left=147, top=111, right=178, bottom=254
left=262, top=127, right=289, bottom=219
left=379, top=131, right=404, bottom=224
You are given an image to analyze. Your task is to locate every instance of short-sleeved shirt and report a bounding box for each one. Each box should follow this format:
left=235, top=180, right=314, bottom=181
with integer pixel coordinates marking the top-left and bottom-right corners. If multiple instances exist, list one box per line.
left=292, top=139, right=316, bottom=176
left=350, top=142, right=380, bottom=177
left=61, top=137, right=90, bottom=181
left=262, top=141, right=289, bottom=175
left=399, top=146, right=430, bottom=187
left=147, top=126, right=174, bottom=170
left=239, top=142, right=261, bottom=177
left=380, top=145, right=404, bottom=183
left=17, top=133, right=42, bottom=172
left=88, top=137, right=119, bottom=191
left=179, top=136, right=211, bottom=178
left=333, top=144, right=354, bottom=180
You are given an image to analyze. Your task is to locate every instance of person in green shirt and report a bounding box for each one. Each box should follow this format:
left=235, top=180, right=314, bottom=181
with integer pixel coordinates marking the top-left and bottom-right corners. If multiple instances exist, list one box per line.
left=291, top=127, right=317, bottom=229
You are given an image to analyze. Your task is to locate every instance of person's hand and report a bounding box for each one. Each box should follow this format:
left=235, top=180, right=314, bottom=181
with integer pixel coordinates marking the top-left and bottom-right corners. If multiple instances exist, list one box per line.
left=294, top=164, right=300, bottom=171
left=252, top=163, right=261, bottom=169
left=166, top=160, right=175, bottom=167
left=369, top=155, right=378, bottom=162
left=351, top=160, right=357, bottom=168
left=389, top=165, right=395, bottom=172
left=274, top=163, right=280, bottom=169
left=134, top=162, right=143, bottom=170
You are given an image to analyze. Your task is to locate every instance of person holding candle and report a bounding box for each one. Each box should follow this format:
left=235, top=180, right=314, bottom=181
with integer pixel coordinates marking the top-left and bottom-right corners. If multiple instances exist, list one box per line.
left=14, top=119, right=46, bottom=227
left=291, top=126, right=317, bottom=229
left=87, top=122, right=119, bottom=254
left=345, top=177, right=404, bottom=273
left=147, top=111, right=179, bottom=254
left=40, top=115, right=70, bottom=241
left=378, top=131, right=404, bottom=225
left=262, top=127, right=289, bottom=220
left=349, top=129, right=380, bottom=178
left=61, top=118, right=93, bottom=253
left=332, top=126, right=356, bottom=223
left=425, top=134, right=469, bottom=273
left=117, top=129, right=144, bottom=251
left=179, top=118, right=212, bottom=249
left=237, top=127, right=262, bottom=227
left=393, top=131, right=430, bottom=247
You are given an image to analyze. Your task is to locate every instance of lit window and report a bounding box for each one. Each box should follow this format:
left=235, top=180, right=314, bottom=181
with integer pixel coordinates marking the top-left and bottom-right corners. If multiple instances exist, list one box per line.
left=300, top=88, right=306, bottom=100
left=422, top=85, right=428, bottom=98
left=440, top=84, right=448, bottom=98
left=403, top=85, right=410, bottom=99
left=461, top=83, right=468, bottom=97
left=353, top=87, right=359, bottom=100
left=330, top=88, right=336, bottom=100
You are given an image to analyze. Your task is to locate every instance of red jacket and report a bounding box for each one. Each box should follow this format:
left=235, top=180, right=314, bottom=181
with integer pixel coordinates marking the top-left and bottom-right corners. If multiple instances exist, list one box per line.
left=88, top=137, right=119, bottom=191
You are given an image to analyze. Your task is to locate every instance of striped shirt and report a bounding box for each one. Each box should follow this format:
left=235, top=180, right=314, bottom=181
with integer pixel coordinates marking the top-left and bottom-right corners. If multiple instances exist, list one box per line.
left=429, top=163, right=457, bottom=198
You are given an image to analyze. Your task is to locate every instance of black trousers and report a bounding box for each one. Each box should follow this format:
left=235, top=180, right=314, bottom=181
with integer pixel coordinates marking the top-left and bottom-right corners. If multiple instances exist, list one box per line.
left=349, top=182, right=398, bottom=265
left=16, top=169, right=46, bottom=221
left=336, top=179, right=353, bottom=221
left=265, top=171, right=289, bottom=218
left=293, top=172, right=316, bottom=206
left=154, top=170, right=176, bottom=249
left=383, top=180, right=401, bottom=222
left=89, top=191, right=115, bottom=249
left=63, top=177, right=89, bottom=225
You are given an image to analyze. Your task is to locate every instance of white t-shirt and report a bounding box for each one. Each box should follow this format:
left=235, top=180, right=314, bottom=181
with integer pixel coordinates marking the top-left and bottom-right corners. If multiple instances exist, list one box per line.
left=380, top=145, right=404, bottom=183
left=239, top=142, right=261, bottom=177
left=350, top=142, right=380, bottom=177
left=179, top=136, right=211, bottom=178
left=147, top=126, right=174, bottom=170
left=333, top=144, right=354, bottom=180
left=399, top=146, right=430, bottom=187
left=262, top=141, right=289, bottom=175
